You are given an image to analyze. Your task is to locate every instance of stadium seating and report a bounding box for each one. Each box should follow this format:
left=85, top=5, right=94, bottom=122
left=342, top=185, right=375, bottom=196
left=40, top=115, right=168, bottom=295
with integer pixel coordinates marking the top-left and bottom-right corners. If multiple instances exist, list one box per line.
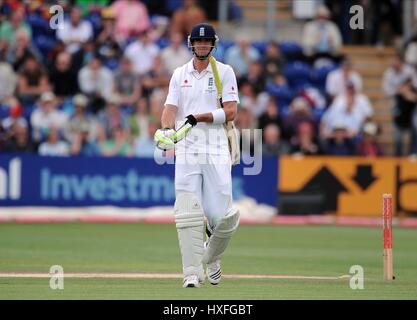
left=283, top=61, right=312, bottom=91
left=251, top=40, right=267, bottom=55
left=278, top=41, right=303, bottom=61
left=310, top=64, right=339, bottom=93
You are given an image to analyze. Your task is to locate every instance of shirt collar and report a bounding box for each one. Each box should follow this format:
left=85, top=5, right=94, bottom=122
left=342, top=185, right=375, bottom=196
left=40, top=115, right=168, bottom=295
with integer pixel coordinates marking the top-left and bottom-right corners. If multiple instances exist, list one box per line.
left=187, top=58, right=213, bottom=74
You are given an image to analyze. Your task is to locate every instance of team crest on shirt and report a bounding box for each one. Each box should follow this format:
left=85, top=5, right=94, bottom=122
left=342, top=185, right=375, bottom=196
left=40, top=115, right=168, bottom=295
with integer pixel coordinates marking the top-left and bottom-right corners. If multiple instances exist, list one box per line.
left=205, top=77, right=216, bottom=93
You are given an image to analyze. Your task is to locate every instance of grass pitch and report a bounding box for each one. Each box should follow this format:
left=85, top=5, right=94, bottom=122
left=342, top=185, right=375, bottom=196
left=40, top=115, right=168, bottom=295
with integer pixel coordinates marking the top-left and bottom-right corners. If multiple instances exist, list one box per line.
left=0, top=223, right=416, bottom=299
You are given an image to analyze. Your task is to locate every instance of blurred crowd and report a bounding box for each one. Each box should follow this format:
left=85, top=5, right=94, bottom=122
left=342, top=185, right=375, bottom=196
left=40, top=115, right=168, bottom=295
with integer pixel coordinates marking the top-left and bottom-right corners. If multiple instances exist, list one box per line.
left=0, top=0, right=415, bottom=158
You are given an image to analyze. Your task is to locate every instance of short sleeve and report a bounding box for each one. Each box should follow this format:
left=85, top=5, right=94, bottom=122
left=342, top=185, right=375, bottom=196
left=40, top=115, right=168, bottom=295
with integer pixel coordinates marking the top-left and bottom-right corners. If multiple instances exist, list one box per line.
left=164, top=70, right=179, bottom=107
left=222, top=66, right=240, bottom=103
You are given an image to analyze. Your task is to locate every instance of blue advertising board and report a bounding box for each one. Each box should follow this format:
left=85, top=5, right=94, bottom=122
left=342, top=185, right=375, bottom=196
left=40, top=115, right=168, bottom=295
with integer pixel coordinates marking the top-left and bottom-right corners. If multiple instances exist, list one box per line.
left=0, top=154, right=278, bottom=207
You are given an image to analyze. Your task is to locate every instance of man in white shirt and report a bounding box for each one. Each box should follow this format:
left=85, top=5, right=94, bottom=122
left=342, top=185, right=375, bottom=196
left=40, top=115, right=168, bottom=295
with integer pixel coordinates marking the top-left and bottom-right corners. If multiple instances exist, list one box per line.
left=0, top=62, right=17, bottom=104
left=325, top=57, right=363, bottom=99
left=382, top=54, right=417, bottom=155
left=57, top=7, right=93, bottom=54
left=154, top=23, right=240, bottom=288
left=321, top=82, right=373, bottom=138
left=30, top=91, right=68, bottom=145
left=38, top=126, right=70, bottom=156
left=124, top=29, right=160, bottom=76
left=382, top=54, right=417, bottom=97
left=301, top=5, right=342, bottom=61
left=224, top=34, right=260, bottom=78
left=161, top=32, right=192, bottom=76
left=78, top=56, right=114, bottom=102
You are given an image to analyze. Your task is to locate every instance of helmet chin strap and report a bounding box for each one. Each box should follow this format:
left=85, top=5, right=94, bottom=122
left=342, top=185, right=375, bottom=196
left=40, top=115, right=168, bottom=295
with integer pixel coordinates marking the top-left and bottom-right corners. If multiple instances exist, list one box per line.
left=190, top=45, right=215, bottom=60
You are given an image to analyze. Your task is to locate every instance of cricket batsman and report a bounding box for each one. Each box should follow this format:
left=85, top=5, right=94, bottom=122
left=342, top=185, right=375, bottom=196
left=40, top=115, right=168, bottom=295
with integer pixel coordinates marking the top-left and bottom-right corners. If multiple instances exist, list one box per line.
left=154, top=23, right=240, bottom=288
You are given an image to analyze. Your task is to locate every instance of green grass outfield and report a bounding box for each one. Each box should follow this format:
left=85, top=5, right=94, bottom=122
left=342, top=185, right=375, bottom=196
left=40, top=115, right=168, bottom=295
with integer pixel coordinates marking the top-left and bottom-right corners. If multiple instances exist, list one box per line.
left=0, top=223, right=416, bottom=299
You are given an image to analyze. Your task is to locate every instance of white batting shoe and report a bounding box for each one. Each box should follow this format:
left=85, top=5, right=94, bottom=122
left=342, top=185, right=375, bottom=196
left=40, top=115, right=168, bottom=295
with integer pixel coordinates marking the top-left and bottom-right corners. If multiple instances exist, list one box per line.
left=206, top=260, right=221, bottom=285
left=183, top=275, right=200, bottom=288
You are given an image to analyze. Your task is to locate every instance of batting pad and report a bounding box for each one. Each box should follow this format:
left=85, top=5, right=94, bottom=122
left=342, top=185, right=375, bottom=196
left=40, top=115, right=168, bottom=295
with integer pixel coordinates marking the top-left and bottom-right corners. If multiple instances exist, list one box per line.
left=174, top=192, right=205, bottom=279
left=203, top=208, right=240, bottom=264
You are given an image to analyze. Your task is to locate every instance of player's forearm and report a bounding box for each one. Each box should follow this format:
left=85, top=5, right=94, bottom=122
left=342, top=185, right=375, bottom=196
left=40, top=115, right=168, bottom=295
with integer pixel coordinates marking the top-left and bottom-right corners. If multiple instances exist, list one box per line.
left=195, top=102, right=237, bottom=123
left=161, top=104, right=177, bottom=129
left=194, top=113, right=213, bottom=123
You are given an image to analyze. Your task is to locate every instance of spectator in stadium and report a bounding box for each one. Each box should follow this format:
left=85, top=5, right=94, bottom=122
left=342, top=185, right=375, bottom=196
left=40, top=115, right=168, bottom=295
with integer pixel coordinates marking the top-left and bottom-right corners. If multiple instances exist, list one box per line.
left=403, top=28, right=417, bottom=69
left=238, top=60, right=266, bottom=96
left=299, top=86, right=327, bottom=118
left=0, top=8, right=32, bottom=47
left=1, top=103, right=27, bottom=134
left=369, top=0, right=402, bottom=46
left=325, top=57, right=363, bottom=100
left=301, top=5, right=342, bottom=64
left=290, top=121, right=322, bottom=156
left=356, top=121, right=384, bottom=157
left=0, top=61, right=17, bottom=104
left=283, top=97, right=317, bottom=142
left=141, top=55, right=170, bottom=99
left=6, top=30, right=42, bottom=72
left=124, top=28, right=160, bottom=76
left=96, top=8, right=123, bottom=65
left=160, top=31, right=192, bottom=76
left=113, top=56, right=141, bottom=109
left=78, top=55, right=114, bottom=113
left=392, top=77, right=417, bottom=155
left=235, top=105, right=256, bottom=153
left=71, top=40, right=98, bottom=75
left=382, top=54, right=417, bottom=155
left=57, top=7, right=94, bottom=54
left=100, top=125, right=132, bottom=157
left=110, top=0, right=151, bottom=44
left=49, top=51, right=79, bottom=100
left=64, top=93, right=98, bottom=145
left=382, top=54, right=417, bottom=96
left=170, top=0, right=207, bottom=39
left=321, top=123, right=356, bottom=156
left=128, top=97, right=152, bottom=141
left=69, top=123, right=100, bottom=157
left=225, top=35, right=261, bottom=78
left=133, top=118, right=159, bottom=157
left=16, top=55, right=50, bottom=106
left=148, top=86, right=167, bottom=122
left=262, top=123, right=290, bottom=157
left=257, top=96, right=283, bottom=132
left=2, top=122, right=34, bottom=153
left=262, top=41, right=285, bottom=83
left=238, top=81, right=269, bottom=119
left=321, top=82, right=373, bottom=139
left=97, top=95, right=129, bottom=139
left=30, top=91, right=68, bottom=146
left=265, top=73, right=294, bottom=114
left=38, top=126, right=70, bottom=156
left=46, top=40, right=66, bottom=70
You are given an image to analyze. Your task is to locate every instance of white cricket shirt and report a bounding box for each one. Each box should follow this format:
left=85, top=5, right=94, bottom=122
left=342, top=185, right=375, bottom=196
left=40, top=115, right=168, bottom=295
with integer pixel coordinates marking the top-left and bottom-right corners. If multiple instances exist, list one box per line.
left=165, top=58, right=239, bottom=155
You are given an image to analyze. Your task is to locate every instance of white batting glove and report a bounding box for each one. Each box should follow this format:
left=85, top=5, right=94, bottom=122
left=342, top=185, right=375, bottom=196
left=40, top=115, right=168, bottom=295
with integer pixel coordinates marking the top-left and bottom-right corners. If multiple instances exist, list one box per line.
left=154, top=128, right=176, bottom=151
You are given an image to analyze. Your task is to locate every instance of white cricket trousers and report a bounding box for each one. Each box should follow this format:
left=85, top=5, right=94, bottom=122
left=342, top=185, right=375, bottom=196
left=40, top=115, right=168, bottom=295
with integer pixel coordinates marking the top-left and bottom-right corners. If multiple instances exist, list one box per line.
left=175, top=153, right=233, bottom=229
